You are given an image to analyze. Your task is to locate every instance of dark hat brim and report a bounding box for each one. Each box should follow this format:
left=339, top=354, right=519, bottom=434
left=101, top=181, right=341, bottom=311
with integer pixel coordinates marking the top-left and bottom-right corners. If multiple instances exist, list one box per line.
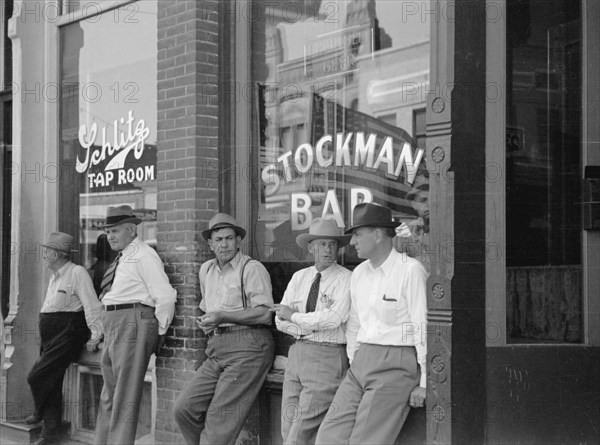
left=296, top=233, right=352, bottom=250
left=102, top=216, right=143, bottom=228
left=344, top=220, right=401, bottom=235
left=202, top=223, right=247, bottom=241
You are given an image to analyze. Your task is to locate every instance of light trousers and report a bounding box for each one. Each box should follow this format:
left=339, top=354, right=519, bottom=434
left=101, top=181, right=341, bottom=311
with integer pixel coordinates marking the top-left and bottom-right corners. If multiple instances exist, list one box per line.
left=281, top=340, right=349, bottom=445
left=315, top=344, right=419, bottom=445
left=173, top=328, right=274, bottom=445
left=94, top=305, right=158, bottom=445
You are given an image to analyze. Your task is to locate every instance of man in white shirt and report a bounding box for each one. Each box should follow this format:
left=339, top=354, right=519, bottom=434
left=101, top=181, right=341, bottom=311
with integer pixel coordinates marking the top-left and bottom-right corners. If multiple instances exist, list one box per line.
left=316, top=203, right=428, bottom=444
left=27, top=232, right=103, bottom=445
left=272, top=218, right=352, bottom=445
left=94, top=205, right=177, bottom=445
left=173, top=213, right=274, bottom=445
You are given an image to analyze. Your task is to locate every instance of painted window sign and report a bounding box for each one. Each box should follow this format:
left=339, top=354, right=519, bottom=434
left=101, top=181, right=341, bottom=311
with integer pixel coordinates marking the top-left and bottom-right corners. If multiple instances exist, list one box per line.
left=260, top=94, right=425, bottom=231
left=76, top=110, right=156, bottom=191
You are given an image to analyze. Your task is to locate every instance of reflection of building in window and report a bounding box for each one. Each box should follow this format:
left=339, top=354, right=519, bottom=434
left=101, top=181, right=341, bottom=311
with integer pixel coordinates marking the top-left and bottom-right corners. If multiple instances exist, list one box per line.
left=255, top=0, right=429, bottom=263
left=412, top=108, right=426, bottom=150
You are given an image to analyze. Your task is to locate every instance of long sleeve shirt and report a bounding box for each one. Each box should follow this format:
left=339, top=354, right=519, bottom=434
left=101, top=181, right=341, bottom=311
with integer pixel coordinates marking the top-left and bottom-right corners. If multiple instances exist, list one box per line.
left=102, top=237, right=177, bottom=335
left=276, top=263, right=351, bottom=344
left=199, top=251, right=273, bottom=326
left=41, top=261, right=104, bottom=341
left=346, top=249, right=428, bottom=387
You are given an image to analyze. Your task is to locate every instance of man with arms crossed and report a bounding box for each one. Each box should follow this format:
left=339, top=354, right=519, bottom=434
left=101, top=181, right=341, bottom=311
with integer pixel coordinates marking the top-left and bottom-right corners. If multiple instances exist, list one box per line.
left=95, top=205, right=177, bottom=445
left=316, top=202, right=428, bottom=444
left=173, top=213, right=274, bottom=445
left=272, top=218, right=352, bottom=445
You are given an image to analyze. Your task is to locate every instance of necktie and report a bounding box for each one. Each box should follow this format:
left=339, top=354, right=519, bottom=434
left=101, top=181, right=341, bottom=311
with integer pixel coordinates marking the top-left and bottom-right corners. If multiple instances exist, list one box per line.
left=100, top=253, right=121, bottom=299
left=305, top=272, right=321, bottom=313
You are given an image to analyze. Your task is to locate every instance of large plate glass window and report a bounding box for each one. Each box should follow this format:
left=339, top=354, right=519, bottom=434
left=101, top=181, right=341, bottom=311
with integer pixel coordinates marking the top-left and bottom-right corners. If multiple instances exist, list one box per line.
left=58, top=1, right=157, bottom=434
left=249, top=0, right=431, bottom=296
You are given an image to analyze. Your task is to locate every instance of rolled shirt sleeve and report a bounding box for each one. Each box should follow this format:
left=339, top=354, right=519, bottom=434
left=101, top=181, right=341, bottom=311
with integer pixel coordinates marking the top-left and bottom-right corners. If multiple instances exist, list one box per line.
left=242, top=260, right=274, bottom=307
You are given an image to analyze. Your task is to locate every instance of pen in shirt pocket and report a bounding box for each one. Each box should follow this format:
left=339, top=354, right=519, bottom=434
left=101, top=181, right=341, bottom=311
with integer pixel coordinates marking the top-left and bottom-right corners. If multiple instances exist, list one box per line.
left=382, top=294, right=397, bottom=302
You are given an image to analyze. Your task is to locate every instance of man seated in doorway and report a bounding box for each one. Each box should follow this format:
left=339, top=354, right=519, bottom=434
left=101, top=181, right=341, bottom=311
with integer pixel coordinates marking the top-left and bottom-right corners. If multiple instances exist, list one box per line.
left=173, top=213, right=275, bottom=445
left=271, top=217, right=352, bottom=445
left=316, top=202, right=428, bottom=445
left=27, top=232, right=103, bottom=445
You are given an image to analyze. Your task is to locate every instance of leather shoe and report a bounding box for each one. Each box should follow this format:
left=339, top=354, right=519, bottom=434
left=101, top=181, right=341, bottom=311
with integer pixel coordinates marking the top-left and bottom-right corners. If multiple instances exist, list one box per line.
left=25, top=413, right=42, bottom=424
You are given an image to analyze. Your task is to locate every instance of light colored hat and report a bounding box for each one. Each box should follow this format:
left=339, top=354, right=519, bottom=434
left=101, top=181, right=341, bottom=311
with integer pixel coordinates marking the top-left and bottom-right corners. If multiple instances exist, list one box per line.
left=41, top=232, right=74, bottom=254
left=296, top=218, right=351, bottom=250
left=344, top=202, right=400, bottom=234
left=202, top=213, right=246, bottom=241
left=103, top=205, right=142, bottom=228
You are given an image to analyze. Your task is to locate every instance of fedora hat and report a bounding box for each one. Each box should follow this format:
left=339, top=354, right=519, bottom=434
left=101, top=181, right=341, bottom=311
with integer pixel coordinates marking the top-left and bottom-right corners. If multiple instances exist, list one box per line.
left=103, top=205, right=142, bottom=228
left=344, top=202, right=401, bottom=234
left=296, top=218, right=351, bottom=250
left=41, top=232, right=74, bottom=254
left=202, top=213, right=246, bottom=241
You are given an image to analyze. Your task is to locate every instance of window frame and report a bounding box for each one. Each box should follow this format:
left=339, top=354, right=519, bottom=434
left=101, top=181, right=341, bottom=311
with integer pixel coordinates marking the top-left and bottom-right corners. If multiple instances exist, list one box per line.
left=485, top=0, right=600, bottom=347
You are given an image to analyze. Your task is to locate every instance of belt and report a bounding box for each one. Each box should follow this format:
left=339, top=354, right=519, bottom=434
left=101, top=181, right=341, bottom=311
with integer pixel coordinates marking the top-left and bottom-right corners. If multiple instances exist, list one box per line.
left=296, top=338, right=346, bottom=348
left=104, top=303, right=153, bottom=311
left=210, top=325, right=268, bottom=336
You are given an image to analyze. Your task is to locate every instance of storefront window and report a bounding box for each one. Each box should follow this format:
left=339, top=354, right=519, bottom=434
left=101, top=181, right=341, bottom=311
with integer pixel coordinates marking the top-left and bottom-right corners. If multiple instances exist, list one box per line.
left=58, top=2, right=157, bottom=434
left=59, top=1, right=157, bottom=273
left=249, top=0, right=430, bottom=287
left=506, top=0, right=582, bottom=342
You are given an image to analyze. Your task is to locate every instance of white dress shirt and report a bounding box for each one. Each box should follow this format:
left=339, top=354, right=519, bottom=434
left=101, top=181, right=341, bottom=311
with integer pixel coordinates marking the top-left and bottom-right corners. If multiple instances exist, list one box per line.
left=41, top=261, right=104, bottom=341
left=346, top=249, right=428, bottom=387
left=276, top=263, right=351, bottom=344
left=102, top=237, right=177, bottom=335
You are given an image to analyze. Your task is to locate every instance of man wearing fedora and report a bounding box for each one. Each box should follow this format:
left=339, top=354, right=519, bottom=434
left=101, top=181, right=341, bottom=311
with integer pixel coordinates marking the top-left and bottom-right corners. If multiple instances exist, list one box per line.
left=94, top=205, right=177, bottom=445
left=316, top=202, right=428, bottom=444
left=271, top=217, right=352, bottom=445
left=27, top=232, right=103, bottom=444
left=173, top=213, right=275, bottom=445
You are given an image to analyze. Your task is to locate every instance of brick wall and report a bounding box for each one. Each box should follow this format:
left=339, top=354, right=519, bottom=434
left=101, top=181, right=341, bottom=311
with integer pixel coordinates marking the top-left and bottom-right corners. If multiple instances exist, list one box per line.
left=155, top=1, right=220, bottom=442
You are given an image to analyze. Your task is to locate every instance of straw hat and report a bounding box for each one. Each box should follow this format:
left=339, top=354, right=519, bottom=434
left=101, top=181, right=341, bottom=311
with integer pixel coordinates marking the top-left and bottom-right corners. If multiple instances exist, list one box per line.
left=296, top=218, right=351, bottom=250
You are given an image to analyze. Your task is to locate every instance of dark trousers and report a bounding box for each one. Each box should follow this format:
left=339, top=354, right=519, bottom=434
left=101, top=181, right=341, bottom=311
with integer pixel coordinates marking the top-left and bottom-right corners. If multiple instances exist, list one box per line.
left=173, top=328, right=274, bottom=445
left=27, top=312, right=89, bottom=436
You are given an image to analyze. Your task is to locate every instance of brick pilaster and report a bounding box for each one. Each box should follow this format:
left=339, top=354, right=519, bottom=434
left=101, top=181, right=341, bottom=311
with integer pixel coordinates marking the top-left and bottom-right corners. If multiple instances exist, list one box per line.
left=155, top=1, right=220, bottom=442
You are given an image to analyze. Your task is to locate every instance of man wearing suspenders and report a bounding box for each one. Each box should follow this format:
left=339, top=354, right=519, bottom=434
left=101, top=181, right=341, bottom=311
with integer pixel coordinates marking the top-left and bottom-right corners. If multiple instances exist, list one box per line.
left=174, top=213, right=275, bottom=445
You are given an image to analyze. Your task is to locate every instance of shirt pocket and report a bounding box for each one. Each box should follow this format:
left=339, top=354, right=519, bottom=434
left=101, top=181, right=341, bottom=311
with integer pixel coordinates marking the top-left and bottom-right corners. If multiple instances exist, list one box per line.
left=377, top=298, right=399, bottom=326
left=222, top=283, right=243, bottom=309
left=51, top=287, right=70, bottom=310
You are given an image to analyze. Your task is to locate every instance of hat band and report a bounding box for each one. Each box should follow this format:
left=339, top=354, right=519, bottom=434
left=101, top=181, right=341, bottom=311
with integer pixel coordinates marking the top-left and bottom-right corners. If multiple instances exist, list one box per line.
left=355, top=219, right=397, bottom=226
left=210, top=222, right=236, bottom=231
left=105, top=214, right=135, bottom=225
